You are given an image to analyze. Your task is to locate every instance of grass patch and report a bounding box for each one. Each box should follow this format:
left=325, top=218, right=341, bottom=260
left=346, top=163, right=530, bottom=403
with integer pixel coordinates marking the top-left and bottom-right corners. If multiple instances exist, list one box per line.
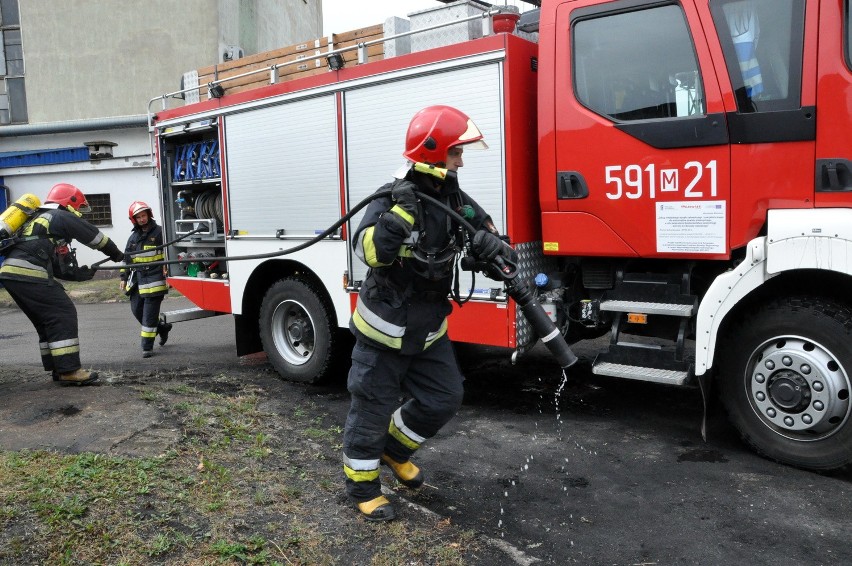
left=0, top=374, right=493, bottom=565
left=0, top=277, right=184, bottom=308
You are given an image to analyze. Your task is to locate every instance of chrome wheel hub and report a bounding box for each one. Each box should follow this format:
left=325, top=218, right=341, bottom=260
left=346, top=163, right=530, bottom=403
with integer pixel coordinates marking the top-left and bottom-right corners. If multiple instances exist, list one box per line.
left=271, top=300, right=315, bottom=366
left=747, top=337, right=850, bottom=440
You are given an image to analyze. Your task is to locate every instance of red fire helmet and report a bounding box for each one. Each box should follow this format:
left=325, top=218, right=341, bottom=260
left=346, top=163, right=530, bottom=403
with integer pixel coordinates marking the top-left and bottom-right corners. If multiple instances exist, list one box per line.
left=402, top=105, right=487, bottom=165
left=45, top=183, right=90, bottom=213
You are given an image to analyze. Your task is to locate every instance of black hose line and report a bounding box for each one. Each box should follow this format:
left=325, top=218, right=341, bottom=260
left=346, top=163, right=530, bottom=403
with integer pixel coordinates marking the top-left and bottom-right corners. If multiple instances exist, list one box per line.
left=92, top=189, right=478, bottom=271
left=91, top=226, right=207, bottom=268
left=89, top=185, right=577, bottom=367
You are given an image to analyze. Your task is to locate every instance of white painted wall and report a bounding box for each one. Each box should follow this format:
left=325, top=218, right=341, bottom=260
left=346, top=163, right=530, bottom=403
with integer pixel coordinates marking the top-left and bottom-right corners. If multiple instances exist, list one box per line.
left=0, top=127, right=158, bottom=268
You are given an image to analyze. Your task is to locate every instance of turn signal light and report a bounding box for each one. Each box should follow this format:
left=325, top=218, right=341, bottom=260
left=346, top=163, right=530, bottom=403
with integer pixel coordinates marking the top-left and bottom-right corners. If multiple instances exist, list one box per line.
left=627, top=313, right=647, bottom=324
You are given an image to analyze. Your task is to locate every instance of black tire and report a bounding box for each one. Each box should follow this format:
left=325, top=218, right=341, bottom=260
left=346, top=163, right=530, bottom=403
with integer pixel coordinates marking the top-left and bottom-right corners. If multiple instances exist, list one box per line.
left=259, top=278, right=337, bottom=384
left=719, top=297, right=852, bottom=471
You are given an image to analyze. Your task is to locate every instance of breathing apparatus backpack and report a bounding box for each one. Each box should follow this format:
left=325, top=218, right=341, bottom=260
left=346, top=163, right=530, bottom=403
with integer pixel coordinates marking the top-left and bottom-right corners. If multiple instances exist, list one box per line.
left=0, top=193, right=42, bottom=255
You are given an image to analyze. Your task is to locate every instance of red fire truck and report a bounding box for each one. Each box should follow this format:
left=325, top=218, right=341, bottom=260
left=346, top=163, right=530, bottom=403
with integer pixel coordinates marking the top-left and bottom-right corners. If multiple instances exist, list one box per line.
left=148, top=0, right=852, bottom=471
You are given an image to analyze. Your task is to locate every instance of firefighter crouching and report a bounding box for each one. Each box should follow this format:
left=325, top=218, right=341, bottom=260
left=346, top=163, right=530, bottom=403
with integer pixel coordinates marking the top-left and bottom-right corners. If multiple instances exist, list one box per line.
left=0, top=183, right=125, bottom=385
left=343, top=105, right=511, bottom=521
left=120, top=201, right=171, bottom=358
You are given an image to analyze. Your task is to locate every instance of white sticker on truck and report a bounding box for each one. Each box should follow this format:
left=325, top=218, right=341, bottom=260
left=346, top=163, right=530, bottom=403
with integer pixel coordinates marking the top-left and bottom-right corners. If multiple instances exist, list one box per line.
left=656, top=201, right=726, bottom=254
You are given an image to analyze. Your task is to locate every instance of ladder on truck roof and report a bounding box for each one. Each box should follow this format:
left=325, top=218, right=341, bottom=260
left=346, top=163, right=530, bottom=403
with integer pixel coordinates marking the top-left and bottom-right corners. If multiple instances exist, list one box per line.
left=146, top=5, right=531, bottom=122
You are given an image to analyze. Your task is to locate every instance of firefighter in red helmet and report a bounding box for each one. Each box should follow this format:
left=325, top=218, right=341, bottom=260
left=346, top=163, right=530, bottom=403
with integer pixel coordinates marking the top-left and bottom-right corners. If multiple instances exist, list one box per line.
left=120, top=200, right=171, bottom=357
left=342, top=105, right=511, bottom=521
left=0, top=183, right=125, bottom=385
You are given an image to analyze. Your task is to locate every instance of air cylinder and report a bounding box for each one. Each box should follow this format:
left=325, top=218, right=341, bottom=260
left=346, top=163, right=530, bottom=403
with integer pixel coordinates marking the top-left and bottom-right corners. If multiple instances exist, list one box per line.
left=0, top=193, right=41, bottom=238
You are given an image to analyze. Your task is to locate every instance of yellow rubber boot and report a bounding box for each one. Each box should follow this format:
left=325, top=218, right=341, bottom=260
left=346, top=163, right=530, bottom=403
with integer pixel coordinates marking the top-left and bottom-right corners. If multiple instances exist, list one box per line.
left=356, top=496, right=395, bottom=522
left=57, top=369, right=99, bottom=386
left=381, top=454, right=424, bottom=488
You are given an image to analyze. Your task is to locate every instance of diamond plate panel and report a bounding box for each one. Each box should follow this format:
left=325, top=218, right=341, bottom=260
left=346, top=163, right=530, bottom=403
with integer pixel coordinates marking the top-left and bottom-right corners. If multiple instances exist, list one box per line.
left=592, top=362, right=690, bottom=386
left=409, top=1, right=489, bottom=52
left=599, top=300, right=694, bottom=316
left=514, top=241, right=559, bottom=349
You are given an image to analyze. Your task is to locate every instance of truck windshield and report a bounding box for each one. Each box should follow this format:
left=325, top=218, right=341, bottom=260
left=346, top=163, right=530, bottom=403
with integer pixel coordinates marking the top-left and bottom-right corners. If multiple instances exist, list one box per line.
left=710, top=0, right=805, bottom=113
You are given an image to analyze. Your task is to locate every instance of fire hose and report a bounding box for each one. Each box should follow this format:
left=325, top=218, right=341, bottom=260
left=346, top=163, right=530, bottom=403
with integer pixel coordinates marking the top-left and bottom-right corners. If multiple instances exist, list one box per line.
left=92, top=187, right=578, bottom=369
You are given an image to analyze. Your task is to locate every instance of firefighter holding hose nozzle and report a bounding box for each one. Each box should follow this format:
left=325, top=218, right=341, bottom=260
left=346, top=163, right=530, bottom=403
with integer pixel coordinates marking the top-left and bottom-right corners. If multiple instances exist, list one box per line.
left=342, top=105, right=512, bottom=522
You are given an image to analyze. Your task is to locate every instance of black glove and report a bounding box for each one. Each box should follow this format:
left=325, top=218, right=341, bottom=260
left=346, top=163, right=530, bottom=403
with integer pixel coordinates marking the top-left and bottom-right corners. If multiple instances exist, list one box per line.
left=391, top=180, right=419, bottom=221
left=499, top=237, right=518, bottom=263
left=110, top=249, right=126, bottom=263
left=75, top=265, right=96, bottom=281
left=471, top=230, right=503, bottom=261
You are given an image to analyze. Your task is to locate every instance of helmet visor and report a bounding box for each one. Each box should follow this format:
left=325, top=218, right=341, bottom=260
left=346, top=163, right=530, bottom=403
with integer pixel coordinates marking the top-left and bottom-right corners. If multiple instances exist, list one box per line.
left=456, top=119, right=488, bottom=150
left=459, top=139, right=488, bottom=150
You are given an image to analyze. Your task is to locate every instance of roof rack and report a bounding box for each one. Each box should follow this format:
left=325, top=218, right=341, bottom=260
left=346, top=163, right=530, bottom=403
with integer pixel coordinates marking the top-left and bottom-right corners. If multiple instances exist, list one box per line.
left=146, top=7, right=517, bottom=125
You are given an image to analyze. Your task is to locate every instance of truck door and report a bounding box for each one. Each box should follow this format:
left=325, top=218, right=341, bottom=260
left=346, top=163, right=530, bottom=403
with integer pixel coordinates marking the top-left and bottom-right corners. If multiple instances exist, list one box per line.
left=812, top=0, right=852, bottom=206
left=705, top=0, right=815, bottom=248
left=547, top=0, right=730, bottom=258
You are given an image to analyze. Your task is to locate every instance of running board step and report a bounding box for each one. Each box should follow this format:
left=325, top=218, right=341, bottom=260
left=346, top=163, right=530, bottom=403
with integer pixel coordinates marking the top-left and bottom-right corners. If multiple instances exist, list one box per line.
left=592, top=344, right=692, bottom=386
left=160, top=307, right=224, bottom=324
left=600, top=281, right=696, bottom=317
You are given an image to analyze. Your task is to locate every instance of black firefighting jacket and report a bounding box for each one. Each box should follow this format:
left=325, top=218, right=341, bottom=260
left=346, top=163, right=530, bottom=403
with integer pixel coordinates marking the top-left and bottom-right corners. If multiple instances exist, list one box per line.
left=350, top=167, right=491, bottom=355
left=121, top=219, right=168, bottom=298
left=0, top=207, right=123, bottom=285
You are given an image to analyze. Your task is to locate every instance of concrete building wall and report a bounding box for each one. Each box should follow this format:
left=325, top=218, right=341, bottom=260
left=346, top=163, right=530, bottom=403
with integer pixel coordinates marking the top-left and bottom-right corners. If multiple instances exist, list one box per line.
left=21, top=1, right=219, bottom=122
left=256, top=0, right=323, bottom=52
left=19, top=0, right=322, bottom=123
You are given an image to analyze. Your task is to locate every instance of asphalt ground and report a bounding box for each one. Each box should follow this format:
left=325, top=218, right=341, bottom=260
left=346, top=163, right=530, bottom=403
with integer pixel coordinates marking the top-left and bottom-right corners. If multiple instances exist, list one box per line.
left=1, top=298, right=850, bottom=565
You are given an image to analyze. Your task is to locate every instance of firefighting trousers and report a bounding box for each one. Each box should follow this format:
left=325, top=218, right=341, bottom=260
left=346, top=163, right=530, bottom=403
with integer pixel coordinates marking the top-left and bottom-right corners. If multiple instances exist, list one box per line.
left=342, top=336, right=464, bottom=501
left=1, top=279, right=81, bottom=374
left=129, top=291, right=164, bottom=352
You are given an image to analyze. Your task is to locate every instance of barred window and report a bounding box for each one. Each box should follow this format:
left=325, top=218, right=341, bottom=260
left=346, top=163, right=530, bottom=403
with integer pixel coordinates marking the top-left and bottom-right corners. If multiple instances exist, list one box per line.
left=82, top=193, right=112, bottom=227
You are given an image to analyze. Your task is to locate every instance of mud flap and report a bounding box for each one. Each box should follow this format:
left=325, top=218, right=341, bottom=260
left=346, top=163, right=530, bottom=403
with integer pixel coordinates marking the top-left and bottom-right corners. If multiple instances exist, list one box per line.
left=697, top=372, right=711, bottom=442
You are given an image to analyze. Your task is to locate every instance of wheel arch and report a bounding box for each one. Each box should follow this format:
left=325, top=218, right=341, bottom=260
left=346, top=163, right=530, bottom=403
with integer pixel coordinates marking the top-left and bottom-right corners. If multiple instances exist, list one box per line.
left=234, top=259, right=341, bottom=356
left=697, top=235, right=852, bottom=376
left=716, top=269, right=852, bottom=347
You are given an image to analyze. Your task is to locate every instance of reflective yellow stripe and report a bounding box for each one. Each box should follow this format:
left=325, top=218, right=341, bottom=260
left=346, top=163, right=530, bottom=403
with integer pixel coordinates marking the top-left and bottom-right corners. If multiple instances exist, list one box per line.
left=389, top=418, right=421, bottom=451
left=343, top=464, right=380, bottom=483
left=131, top=253, right=165, bottom=263
left=352, top=310, right=402, bottom=349
left=423, top=319, right=448, bottom=349
left=51, top=345, right=80, bottom=356
left=29, top=217, right=50, bottom=233
left=390, top=205, right=415, bottom=225
left=88, top=232, right=109, bottom=249
left=139, top=283, right=168, bottom=295
left=141, top=330, right=157, bottom=338
left=0, top=264, right=49, bottom=278
left=360, top=226, right=392, bottom=268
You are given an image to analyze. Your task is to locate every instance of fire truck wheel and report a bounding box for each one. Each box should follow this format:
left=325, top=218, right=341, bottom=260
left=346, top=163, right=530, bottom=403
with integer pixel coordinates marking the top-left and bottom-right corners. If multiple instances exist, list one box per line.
left=259, top=278, right=337, bottom=384
left=719, top=296, right=852, bottom=471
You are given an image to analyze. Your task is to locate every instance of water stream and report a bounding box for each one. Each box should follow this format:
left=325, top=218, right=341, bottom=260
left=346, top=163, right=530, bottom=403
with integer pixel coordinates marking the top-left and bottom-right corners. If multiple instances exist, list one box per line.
left=497, top=367, right=597, bottom=544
